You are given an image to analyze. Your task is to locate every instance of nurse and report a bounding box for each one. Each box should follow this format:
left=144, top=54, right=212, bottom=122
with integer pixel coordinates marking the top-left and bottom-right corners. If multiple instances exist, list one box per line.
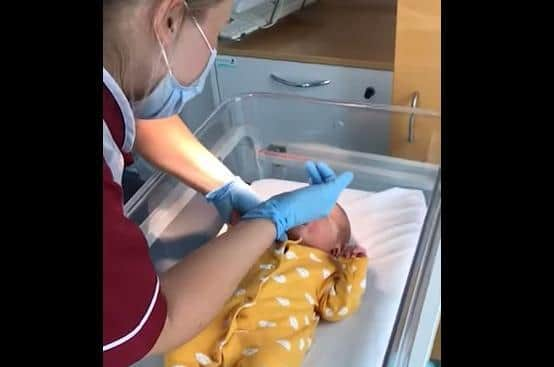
left=102, top=0, right=353, bottom=365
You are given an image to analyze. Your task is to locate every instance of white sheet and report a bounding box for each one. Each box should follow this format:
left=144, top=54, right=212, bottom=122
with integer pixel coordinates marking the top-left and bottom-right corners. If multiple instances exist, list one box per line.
left=250, top=179, right=427, bottom=367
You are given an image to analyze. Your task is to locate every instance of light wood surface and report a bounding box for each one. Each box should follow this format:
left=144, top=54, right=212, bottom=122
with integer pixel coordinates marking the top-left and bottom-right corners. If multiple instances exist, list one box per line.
left=389, top=0, right=441, bottom=162
left=219, top=0, right=396, bottom=70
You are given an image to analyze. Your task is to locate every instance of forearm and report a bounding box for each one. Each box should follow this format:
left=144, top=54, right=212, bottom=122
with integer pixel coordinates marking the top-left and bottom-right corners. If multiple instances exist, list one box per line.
left=147, top=219, right=276, bottom=355
left=134, top=115, right=234, bottom=194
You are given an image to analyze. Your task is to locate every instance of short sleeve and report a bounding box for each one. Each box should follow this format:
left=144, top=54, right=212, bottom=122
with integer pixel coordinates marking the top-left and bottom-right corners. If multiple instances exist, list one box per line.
left=103, top=161, right=167, bottom=367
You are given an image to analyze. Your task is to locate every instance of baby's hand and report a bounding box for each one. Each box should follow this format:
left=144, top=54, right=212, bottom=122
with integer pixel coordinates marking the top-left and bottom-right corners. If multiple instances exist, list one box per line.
left=339, top=245, right=367, bottom=258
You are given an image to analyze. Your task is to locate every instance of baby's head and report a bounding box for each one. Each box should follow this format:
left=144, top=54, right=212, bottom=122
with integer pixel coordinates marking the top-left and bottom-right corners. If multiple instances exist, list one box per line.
left=287, top=204, right=351, bottom=254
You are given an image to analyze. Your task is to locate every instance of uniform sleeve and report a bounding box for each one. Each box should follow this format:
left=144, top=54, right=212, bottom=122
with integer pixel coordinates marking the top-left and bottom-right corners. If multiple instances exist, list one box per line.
left=316, top=256, right=369, bottom=322
left=103, top=161, right=167, bottom=367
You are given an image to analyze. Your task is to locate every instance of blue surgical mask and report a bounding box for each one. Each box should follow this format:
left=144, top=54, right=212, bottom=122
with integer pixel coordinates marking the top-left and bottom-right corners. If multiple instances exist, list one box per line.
left=133, top=6, right=217, bottom=119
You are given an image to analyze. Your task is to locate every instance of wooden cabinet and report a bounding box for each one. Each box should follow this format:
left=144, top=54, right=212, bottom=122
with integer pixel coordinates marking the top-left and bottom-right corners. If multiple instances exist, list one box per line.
left=217, top=0, right=440, bottom=164
left=391, top=0, right=441, bottom=164
left=215, top=56, right=392, bottom=104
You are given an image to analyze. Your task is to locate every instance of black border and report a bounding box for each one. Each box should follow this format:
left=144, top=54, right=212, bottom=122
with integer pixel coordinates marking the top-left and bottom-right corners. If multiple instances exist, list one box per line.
left=12, top=1, right=102, bottom=364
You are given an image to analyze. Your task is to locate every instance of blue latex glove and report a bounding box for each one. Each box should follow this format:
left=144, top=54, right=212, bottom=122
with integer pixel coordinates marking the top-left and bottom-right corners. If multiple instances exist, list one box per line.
left=205, top=176, right=263, bottom=223
left=305, top=161, right=337, bottom=184
left=242, top=161, right=353, bottom=241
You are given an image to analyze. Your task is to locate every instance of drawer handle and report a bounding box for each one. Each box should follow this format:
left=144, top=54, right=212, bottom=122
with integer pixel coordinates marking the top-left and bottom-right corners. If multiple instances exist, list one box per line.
left=270, top=74, right=331, bottom=88
left=408, top=91, right=419, bottom=143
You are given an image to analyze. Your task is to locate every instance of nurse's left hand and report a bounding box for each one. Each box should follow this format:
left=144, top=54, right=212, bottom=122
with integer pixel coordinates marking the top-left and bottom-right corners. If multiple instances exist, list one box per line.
left=206, top=176, right=263, bottom=223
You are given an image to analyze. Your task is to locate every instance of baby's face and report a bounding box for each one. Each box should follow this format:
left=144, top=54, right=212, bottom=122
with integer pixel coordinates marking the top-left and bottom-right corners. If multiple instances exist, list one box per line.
left=287, top=205, right=351, bottom=254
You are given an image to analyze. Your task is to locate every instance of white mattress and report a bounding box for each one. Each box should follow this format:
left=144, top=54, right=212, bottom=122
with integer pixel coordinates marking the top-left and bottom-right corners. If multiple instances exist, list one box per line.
left=250, top=179, right=428, bottom=367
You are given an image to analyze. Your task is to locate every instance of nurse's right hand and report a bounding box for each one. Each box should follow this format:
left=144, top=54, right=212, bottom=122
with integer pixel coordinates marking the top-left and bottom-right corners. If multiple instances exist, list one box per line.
left=206, top=176, right=263, bottom=224
left=242, top=161, right=353, bottom=241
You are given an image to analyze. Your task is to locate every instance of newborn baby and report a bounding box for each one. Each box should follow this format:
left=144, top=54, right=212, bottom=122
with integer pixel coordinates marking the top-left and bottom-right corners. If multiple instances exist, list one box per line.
left=166, top=204, right=368, bottom=367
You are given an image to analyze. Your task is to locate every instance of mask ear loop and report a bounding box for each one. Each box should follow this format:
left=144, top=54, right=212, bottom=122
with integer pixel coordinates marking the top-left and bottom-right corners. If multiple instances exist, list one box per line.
left=156, top=1, right=213, bottom=81
left=156, top=33, right=174, bottom=78
left=183, top=0, right=215, bottom=51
